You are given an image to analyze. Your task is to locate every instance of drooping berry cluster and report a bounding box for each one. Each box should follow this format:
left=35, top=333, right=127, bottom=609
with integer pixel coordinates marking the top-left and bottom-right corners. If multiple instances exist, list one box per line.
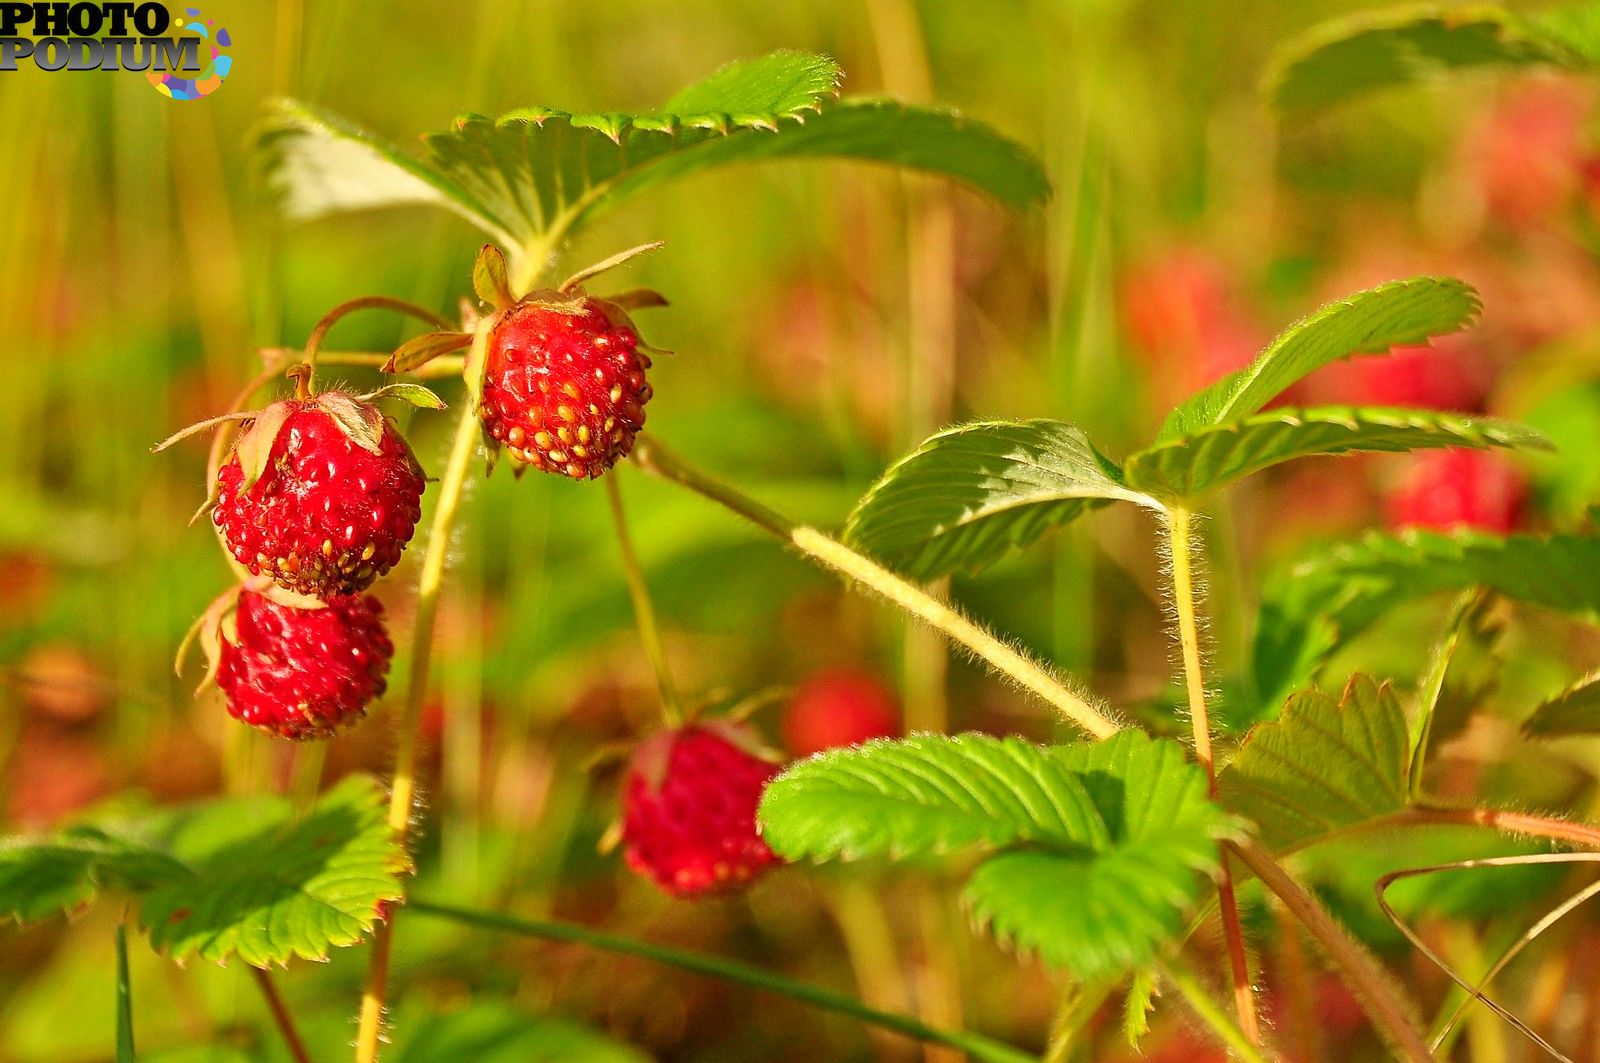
left=213, top=398, right=425, bottom=599
left=620, top=725, right=782, bottom=899
left=167, top=383, right=435, bottom=740
left=216, top=589, right=393, bottom=739
left=480, top=296, right=655, bottom=480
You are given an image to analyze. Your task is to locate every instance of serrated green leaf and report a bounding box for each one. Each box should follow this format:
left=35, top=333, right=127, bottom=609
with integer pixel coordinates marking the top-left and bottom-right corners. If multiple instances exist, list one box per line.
left=1522, top=672, right=1600, bottom=738
left=661, top=50, right=841, bottom=117
left=1125, top=406, right=1547, bottom=498
left=1266, top=3, right=1600, bottom=115
left=762, top=731, right=1231, bottom=981
left=1219, top=675, right=1411, bottom=852
left=1123, top=967, right=1159, bottom=1048
left=1156, top=278, right=1481, bottom=442
left=397, top=1003, right=649, bottom=1063
left=0, top=776, right=408, bottom=967
left=759, top=733, right=1109, bottom=860
left=1251, top=529, right=1600, bottom=714
left=256, top=52, right=1049, bottom=267
left=843, top=420, right=1157, bottom=581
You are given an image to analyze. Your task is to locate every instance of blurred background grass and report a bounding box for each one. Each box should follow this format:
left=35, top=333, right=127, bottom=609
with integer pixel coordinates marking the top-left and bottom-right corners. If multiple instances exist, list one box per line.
left=6, top=1, right=1600, bottom=1060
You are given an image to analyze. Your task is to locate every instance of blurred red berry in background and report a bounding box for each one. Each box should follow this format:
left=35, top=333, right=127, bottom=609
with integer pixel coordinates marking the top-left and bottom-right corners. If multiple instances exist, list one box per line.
left=1387, top=449, right=1528, bottom=534
left=1303, top=338, right=1491, bottom=413
left=1120, top=248, right=1265, bottom=407
left=783, top=668, right=901, bottom=758
left=1467, top=80, right=1594, bottom=228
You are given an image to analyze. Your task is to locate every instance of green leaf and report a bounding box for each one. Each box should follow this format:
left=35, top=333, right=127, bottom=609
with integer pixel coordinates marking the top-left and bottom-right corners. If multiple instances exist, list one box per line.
left=843, top=420, right=1157, bottom=581
left=397, top=1003, right=649, bottom=1063
left=1156, top=278, right=1481, bottom=442
left=472, top=244, right=513, bottom=308
left=362, top=382, right=448, bottom=410
left=1251, top=529, right=1600, bottom=712
left=0, top=776, right=408, bottom=967
left=758, top=733, right=1109, bottom=860
left=1522, top=673, right=1600, bottom=738
left=1125, top=406, right=1546, bottom=498
left=1219, top=675, right=1411, bottom=852
left=257, top=52, right=1049, bottom=264
left=761, top=731, right=1232, bottom=981
left=1123, top=968, right=1159, bottom=1049
left=1266, top=3, right=1600, bottom=115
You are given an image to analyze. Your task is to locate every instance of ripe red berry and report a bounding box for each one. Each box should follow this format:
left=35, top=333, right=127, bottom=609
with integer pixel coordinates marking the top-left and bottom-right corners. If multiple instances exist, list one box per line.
left=783, top=668, right=901, bottom=758
left=216, top=589, right=392, bottom=740
left=620, top=724, right=781, bottom=899
left=480, top=295, right=654, bottom=479
left=1307, top=341, right=1491, bottom=413
left=1387, top=449, right=1528, bottom=534
left=212, top=395, right=424, bottom=599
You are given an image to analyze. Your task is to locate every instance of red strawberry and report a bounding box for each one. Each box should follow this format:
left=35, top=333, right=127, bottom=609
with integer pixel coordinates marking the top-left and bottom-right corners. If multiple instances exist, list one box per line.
left=480, top=294, right=654, bottom=479
left=1307, top=340, right=1491, bottom=413
left=620, top=724, right=781, bottom=898
left=215, top=588, right=393, bottom=739
left=1119, top=248, right=1265, bottom=405
left=1387, top=449, right=1528, bottom=534
left=783, top=668, right=901, bottom=758
left=211, top=393, right=425, bottom=598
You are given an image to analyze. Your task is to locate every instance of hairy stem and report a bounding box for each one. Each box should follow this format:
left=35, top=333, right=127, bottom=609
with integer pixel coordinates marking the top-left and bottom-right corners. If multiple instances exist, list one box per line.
left=1161, top=957, right=1273, bottom=1063
left=252, top=968, right=313, bottom=1063
left=1164, top=506, right=1258, bottom=1043
left=1399, top=806, right=1600, bottom=850
left=605, top=473, right=682, bottom=724
left=354, top=320, right=491, bottom=1063
left=631, top=438, right=1121, bottom=739
left=408, top=900, right=1035, bottom=1063
left=1230, top=838, right=1432, bottom=1062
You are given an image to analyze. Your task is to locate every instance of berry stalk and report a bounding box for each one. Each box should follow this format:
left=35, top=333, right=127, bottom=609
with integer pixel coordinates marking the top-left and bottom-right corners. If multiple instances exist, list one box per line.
left=630, top=438, right=1121, bottom=739
left=1163, top=504, right=1259, bottom=1045
left=604, top=473, right=682, bottom=724
left=353, top=318, right=492, bottom=1063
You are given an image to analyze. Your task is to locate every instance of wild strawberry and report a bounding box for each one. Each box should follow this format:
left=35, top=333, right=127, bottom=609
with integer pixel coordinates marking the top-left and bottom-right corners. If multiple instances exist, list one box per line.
left=1306, top=340, right=1491, bottom=413
left=1120, top=248, right=1265, bottom=405
left=620, top=724, right=781, bottom=899
left=210, top=392, right=426, bottom=598
left=1387, top=449, right=1528, bottom=534
left=215, top=588, right=393, bottom=740
left=480, top=293, right=656, bottom=480
left=783, top=668, right=901, bottom=758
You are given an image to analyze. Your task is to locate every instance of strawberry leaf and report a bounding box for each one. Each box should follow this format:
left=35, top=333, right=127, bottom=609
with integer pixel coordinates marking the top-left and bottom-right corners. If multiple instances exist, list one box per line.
left=1219, top=675, right=1411, bottom=852
left=760, top=730, right=1232, bottom=981
left=1156, top=278, right=1481, bottom=442
left=256, top=52, right=1049, bottom=281
left=1250, top=529, right=1600, bottom=715
left=1266, top=3, right=1600, bottom=114
left=362, top=382, right=448, bottom=410
left=1522, top=673, right=1600, bottom=738
left=1125, top=406, right=1548, bottom=498
left=843, top=420, right=1159, bottom=581
left=0, top=775, right=408, bottom=967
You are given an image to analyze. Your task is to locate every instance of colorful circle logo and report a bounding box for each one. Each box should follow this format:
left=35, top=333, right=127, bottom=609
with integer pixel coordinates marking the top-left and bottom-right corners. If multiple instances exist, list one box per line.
left=147, top=7, right=231, bottom=100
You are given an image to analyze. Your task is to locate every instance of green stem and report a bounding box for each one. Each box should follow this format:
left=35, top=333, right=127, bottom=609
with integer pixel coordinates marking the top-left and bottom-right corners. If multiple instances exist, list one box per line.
left=300, top=295, right=454, bottom=391
left=631, top=438, right=1121, bottom=739
left=354, top=319, right=492, bottom=1063
left=1229, top=838, right=1433, bottom=1062
left=1161, top=958, right=1273, bottom=1063
left=1042, top=979, right=1113, bottom=1063
left=1164, top=506, right=1258, bottom=1044
left=407, top=899, right=1034, bottom=1063
left=605, top=473, right=682, bottom=725
left=115, top=923, right=135, bottom=1063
